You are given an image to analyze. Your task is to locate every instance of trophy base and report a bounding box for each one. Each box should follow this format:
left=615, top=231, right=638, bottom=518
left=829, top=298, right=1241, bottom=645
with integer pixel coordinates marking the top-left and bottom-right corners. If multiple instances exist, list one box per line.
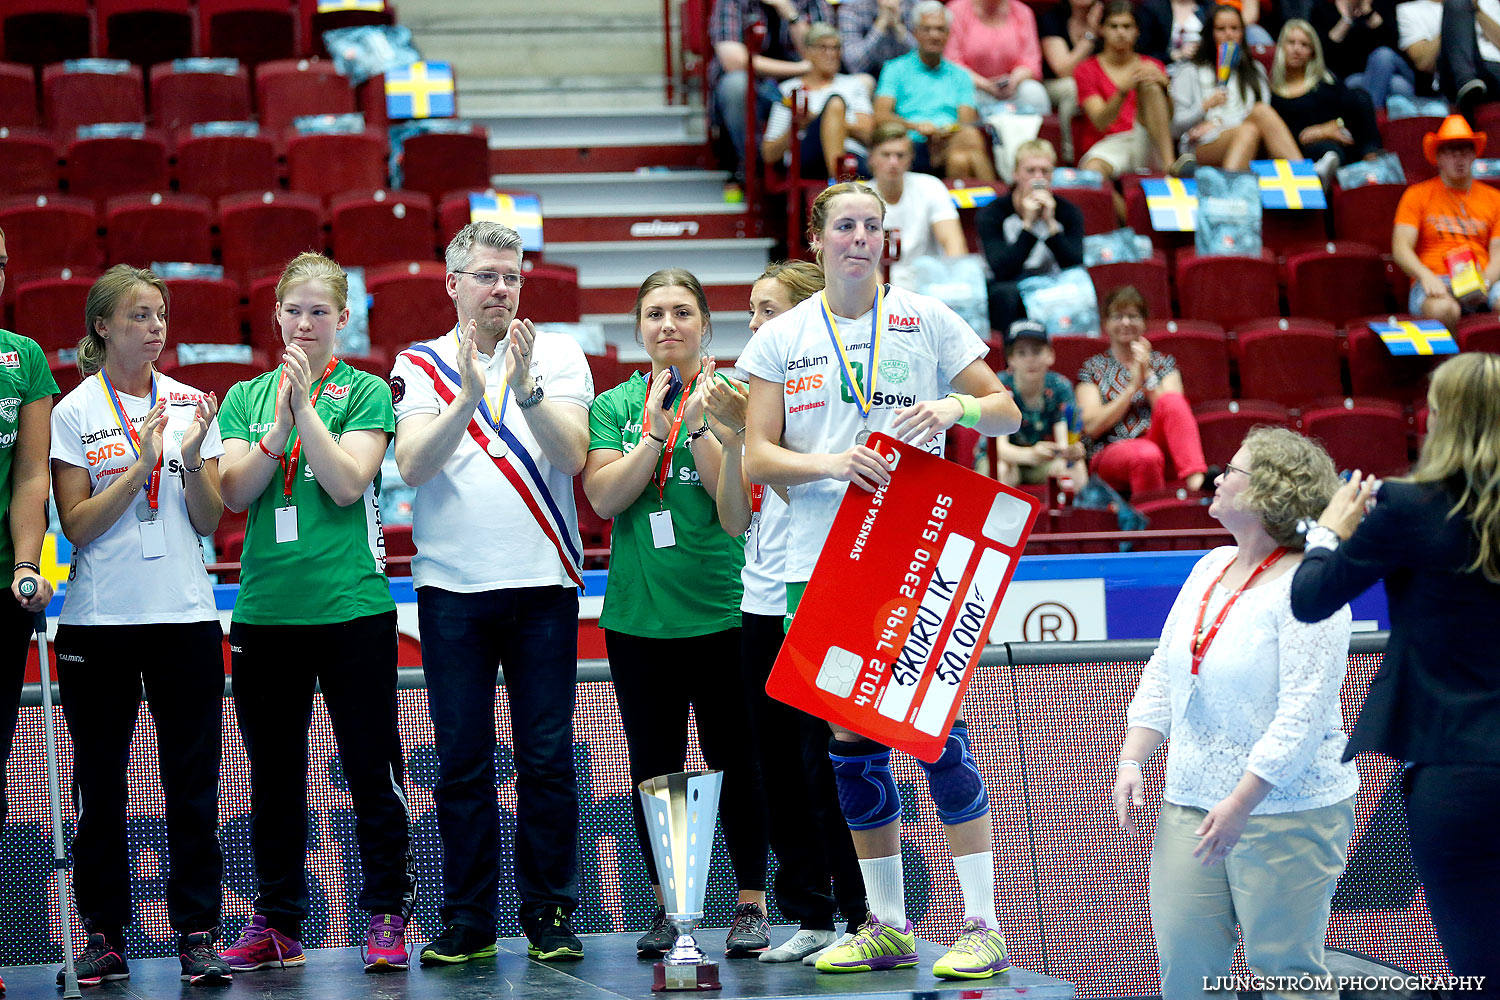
left=652, top=960, right=721, bottom=992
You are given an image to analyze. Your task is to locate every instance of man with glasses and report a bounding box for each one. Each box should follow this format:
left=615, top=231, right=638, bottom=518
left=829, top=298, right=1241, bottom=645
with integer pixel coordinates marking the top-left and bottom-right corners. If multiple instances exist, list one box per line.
left=389, top=221, right=594, bottom=965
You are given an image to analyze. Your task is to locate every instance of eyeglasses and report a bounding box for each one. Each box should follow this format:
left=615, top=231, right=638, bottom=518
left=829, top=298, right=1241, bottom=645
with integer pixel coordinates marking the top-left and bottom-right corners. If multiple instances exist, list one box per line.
left=1107, top=311, right=1144, bottom=322
left=811, top=41, right=843, bottom=51
left=1224, top=462, right=1251, bottom=478
left=454, top=270, right=525, bottom=288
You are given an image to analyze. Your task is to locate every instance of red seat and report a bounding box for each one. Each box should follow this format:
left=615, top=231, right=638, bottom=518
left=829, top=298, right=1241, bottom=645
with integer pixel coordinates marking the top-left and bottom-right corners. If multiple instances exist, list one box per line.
left=338, top=349, right=391, bottom=379
left=366, top=260, right=452, bottom=355
left=13, top=272, right=94, bottom=352
left=1284, top=241, right=1390, bottom=327
left=301, top=0, right=394, bottom=58
left=1192, top=398, right=1293, bottom=464
left=0, top=128, right=60, bottom=194
left=95, top=0, right=192, bottom=66
left=1090, top=254, right=1171, bottom=321
left=1176, top=250, right=1279, bottom=331
left=1, top=1, right=89, bottom=66
left=1345, top=319, right=1441, bottom=404
left=198, top=0, right=297, bottom=65
left=399, top=128, right=491, bottom=203
left=1046, top=334, right=1103, bottom=384
left=1132, top=495, right=1220, bottom=550
left=255, top=58, right=355, bottom=135
left=245, top=273, right=280, bottom=354
left=172, top=132, right=277, bottom=203
left=170, top=359, right=270, bottom=401
left=1379, top=116, right=1441, bottom=183
left=164, top=277, right=243, bottom=344
left=329, top=189, right=435, bottom=268
left=47, top=348, right=84, bottom=394
left=1148, top=328, right=1230, bottom=403
left=1457, top=314, right=1500, bottom=354
left=104, top=192, right=213, bottom=267
left=0, top=193, right=100, bottom=271
left=1233, top=318, right=1343, bottom=407
left=1299, top=398, right=1413, bottom=478
left=1331, top=183, right=1405, bottom=250
left=1062, top=186, right=1115, bottom=235
left=1259, top=209, right=1327, bottom=258
left=218, top=189, right=324, bottom=284
left=150, top=62, right=253, bottom=131
left=42, top=62, right=146, bottom=136
left=437, top=189, right=491, bottom=246
left=519, top=260, right=581, bottom=324
left=285, top=130, right=387, bottom=200
left=0, top=60, right=38, bottom=126
left=64, top=132, right=170, bottom=207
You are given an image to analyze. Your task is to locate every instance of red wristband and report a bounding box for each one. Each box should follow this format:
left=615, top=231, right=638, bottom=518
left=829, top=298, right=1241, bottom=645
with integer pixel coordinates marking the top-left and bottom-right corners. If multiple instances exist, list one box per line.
left=257, top=437, right=283, bottom=460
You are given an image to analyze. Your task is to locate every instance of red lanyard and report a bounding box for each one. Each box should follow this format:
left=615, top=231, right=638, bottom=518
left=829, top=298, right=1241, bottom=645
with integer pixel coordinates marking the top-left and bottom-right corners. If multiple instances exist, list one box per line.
left=1189, top=546, right=1288, bottom=676
left=279, top=358, right=340, bottom=502
left=750, top=484, right=765, bottom=514
left=99, top=369, right=161, bottom=511
left=641, top=369, right=700, bottom=505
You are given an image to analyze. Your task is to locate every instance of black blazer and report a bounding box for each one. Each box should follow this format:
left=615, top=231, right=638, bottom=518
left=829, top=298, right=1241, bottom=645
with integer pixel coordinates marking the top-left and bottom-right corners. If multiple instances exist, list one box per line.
left=1290, top=479, right=1500, bottom=765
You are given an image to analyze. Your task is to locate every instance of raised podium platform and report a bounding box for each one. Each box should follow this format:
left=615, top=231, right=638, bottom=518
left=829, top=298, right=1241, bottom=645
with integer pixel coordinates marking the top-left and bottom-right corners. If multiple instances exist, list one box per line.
left=0, top=927, right=1075, bottom=1000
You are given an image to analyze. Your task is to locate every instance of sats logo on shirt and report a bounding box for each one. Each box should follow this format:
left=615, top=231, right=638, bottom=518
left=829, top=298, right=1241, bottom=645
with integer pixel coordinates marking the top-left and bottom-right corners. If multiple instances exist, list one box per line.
left=0, top=352, right=18, bottom=369
left=88, top=442, right=130, bottom=466
left=785, top=373, right=825, bottom=395
left=321, top=382, right=350, bottom=400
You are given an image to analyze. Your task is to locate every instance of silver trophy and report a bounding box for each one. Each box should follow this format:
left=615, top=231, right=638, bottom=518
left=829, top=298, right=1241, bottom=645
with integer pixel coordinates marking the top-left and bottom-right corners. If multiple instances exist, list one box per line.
left=637, top=770, right=724, bottom=992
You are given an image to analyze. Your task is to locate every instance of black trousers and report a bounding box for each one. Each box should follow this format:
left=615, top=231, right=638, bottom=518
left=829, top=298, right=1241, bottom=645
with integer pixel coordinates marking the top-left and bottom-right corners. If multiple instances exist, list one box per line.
left=605, top=627, right=768, bottom=893
left=0, top=591, right=34, bottom=829
left=230, top=611, right=414, bottom=939
left=987, top=280, right=1026, bottom=334
left=1440, top=0, right=1500, bottom=103
left=741, top=612, right=866, bottom=928
left=1404, top=763, right=1500, bottom=981
left=54, top=620, right=225, bottom=938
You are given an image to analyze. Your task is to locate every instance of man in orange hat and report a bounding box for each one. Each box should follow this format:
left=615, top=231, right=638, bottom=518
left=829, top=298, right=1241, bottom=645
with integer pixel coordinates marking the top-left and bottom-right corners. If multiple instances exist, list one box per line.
left=1392, top=114, right=1500, bottom=328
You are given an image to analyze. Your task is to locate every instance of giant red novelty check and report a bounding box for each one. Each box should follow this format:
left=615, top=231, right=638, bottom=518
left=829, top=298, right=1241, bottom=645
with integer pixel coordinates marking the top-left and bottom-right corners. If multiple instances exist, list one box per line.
left=767, top=433, right=1041, bottom=762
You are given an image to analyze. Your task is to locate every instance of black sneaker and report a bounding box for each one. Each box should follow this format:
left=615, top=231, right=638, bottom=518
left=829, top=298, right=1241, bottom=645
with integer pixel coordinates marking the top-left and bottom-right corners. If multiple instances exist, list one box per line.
left=522, top=905, right=584, bottom=961
left=417, top=923, right=498, bottom=966
left=58, top=933, right=129, bottom=986
left=179, top=930, right=232, bottom=985
left=636, top=906, right=675, bottom=958
left=724, top=902, right=770, bottom=956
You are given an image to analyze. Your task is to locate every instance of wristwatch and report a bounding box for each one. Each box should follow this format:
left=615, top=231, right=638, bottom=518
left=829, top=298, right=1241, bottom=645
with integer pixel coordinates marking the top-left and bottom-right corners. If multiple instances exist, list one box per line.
left=517, top=381, right=545, bottom=409
left=1296, top=517, right=1341, bottom=552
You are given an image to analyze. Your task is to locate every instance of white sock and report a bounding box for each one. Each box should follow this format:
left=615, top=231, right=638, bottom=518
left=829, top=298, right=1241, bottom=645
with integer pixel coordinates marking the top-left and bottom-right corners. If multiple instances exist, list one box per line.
left=858, top=854, right=907, bottom=929
left=952, top=851, right=999, bottom=929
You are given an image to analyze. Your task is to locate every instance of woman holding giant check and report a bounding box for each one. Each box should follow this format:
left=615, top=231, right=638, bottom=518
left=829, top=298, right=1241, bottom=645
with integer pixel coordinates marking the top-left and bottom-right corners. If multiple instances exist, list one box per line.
left=739, top=180, right=1020, bottom=982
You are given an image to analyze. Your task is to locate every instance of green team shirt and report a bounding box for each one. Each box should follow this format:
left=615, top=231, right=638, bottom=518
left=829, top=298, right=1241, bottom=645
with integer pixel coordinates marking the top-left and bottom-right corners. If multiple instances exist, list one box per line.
left=217, top=362, right=396, bottom=626
left=588, top=372, right=744, bottom=638
left=0, top=331, right=59, bottom=578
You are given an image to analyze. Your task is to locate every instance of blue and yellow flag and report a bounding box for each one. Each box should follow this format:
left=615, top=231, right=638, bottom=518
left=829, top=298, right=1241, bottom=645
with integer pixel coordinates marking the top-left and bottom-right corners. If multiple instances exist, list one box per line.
left=948, top=185, right=998, bottom=209
left=469, top=192, right=543, bottom=252
left=385, top=61, right=456, bottom=120
left=1251, top=158, right=1326, bottom=210
left=317, top=0, right=386, bottom=11
left=1143, top=177, right=1197, bottom=231
left=1371, top=319, right=1457, bottom=356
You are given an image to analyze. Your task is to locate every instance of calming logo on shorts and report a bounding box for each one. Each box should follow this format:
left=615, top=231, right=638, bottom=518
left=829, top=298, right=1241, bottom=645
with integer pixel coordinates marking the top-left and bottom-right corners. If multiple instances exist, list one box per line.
left=0, top=397, right=19, bottom=423
left=887, top=314, right=921, bottom=333
left=321, top=382, right=351, bottom=400
left=0, top=352, right=18, bottom=368
left=879, top=360, right=910, bottom=384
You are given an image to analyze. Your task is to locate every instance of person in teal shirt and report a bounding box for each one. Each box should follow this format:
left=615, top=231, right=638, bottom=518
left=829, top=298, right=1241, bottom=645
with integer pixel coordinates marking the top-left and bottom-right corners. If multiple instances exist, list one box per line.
left=215, top=252, right=414, bottom=976
left=581, top=268, right=770, bottom=959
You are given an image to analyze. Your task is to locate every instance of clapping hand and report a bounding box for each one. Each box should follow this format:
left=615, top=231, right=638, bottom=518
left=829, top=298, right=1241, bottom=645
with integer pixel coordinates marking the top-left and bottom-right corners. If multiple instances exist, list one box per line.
left=504, top=318, right=538, bottom=396
left=704, top=372, right=749, bottom=442
left=180, top=393, right=219, bottom=469
left=457, top=320, right=487, bottom=406
left=1317, top=468, right=1380, bottom=539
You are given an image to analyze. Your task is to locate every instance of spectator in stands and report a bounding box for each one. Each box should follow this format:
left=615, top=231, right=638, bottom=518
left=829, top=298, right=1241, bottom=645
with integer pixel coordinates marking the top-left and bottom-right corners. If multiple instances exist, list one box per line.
left=838, top=0, right=918, bottom=76
left=945, top=0, right=1053, bottom=115
left=1308, top=0, right=1413, bottom=108
left=874, top=1, right=998, bottom=181
left=995, top=319, right=1088, bottom=486
left=47, top=266, right=229, bottom=988
left=581, top=269, right=771, bottom=960
left=741, top=181, right=1021, bottom=982
left=1269, top=19, right=1383, bottom=180
left=1435, top=0, right=1500, bottom=115
left=715, top=260, right=869, bottom=966
left=1292, top=352, right=1500, bottom=984
left=1117, top=427, right=1355, bottom=1000
left=1039, top=0, right=1105, bottom=162
left=868, top=122, right=969, bottom=290
left=1076, top=285, right=1208, bottom=496
left=1169, top=4, right=1302, bottom=174
left=0, top=231, right=55, bottom=976
left=1138, top=0, right=1272, bottom=67
left=388, top=221, right=593, bottom=967
left=1075, top=1, right=1177, bottom=184
left=710, top=0, right=830, bottom=181
left=762, top=24, right=875, bottom=178
left=1392, top=115, right=1500, bottom=328
left=976, top=138, right=1085, bottom=331
left=1394, top=0, right=1442, bottom=96
left=217, top=252, right=414, bottom=976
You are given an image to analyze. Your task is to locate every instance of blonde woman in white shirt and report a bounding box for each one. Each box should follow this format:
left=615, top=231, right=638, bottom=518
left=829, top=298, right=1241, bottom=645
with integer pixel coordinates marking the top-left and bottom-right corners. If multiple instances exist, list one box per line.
left=1113, top=426, right=1357, bottom=1000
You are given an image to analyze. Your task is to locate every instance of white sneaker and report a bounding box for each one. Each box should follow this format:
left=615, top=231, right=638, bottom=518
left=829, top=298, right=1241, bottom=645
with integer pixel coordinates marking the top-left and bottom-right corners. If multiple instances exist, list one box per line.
left=760, top=928, right=837, bottom=964
left=801, top=931, right=855, bottom=966
left=1314, top=150, right=1340, bottom=190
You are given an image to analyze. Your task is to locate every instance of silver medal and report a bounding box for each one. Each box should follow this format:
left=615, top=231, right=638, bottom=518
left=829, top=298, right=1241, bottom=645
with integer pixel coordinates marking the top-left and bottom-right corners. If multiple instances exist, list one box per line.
left=487, top=439, right=508, bottom=458
left=855, top=428, right=871, bottom=446
left=135, top=499, right=155, bottom=522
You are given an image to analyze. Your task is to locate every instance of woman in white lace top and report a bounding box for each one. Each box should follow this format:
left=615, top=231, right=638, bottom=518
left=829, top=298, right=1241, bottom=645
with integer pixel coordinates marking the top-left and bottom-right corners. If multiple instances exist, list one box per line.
left=1113, top=426, right=1357, bottom=1000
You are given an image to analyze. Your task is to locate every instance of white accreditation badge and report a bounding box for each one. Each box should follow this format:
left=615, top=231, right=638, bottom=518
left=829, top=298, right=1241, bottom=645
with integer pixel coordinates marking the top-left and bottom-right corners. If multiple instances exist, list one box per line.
left=649, top=509, right=676, bottom=549
left=275, top=505, right=299, bottom=544
left=139, top=520, right=166, bottom=559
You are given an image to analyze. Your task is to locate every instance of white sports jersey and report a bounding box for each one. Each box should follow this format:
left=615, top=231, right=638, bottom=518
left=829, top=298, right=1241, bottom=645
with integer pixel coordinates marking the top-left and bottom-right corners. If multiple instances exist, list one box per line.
left=741, top=484, right=789, bottom=616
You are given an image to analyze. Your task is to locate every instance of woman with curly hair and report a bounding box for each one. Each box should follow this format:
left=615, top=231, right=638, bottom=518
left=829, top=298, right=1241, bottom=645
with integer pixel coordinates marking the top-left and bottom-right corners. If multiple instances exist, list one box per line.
left=1114, top=426, right=1357, bottom=998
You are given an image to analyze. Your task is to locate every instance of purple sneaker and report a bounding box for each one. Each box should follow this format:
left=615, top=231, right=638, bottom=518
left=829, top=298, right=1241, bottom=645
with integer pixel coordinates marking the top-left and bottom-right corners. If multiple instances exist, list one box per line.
left=363, top=914, right=408, bottom=972
left=221, top=915, right=305, bottom=971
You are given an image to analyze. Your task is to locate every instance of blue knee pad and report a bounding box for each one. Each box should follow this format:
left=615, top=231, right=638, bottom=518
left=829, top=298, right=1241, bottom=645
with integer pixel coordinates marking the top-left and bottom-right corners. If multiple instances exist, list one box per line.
left=920, top=721, right=991, bottom=826
left=828, top=736, right=901, bottom=831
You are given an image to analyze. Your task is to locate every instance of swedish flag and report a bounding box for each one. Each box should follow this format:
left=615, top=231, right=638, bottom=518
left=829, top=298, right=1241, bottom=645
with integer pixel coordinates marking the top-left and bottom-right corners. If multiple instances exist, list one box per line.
left=1251, top=158, right=1326, bottom=210
left=948, top=185, right=998, bottom=209
left=1143, top=177, right=1197, bottom=231
left=385, top=62, right=456, bottom=120
left=469, top=192, right=544, bottom=252
left=317, top=0, right=386, bottom=11
left=1371, top=319, right=1457, bottom=356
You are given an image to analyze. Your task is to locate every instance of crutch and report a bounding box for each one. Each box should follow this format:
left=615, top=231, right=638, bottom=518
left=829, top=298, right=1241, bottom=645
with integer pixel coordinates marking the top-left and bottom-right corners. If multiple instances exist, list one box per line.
left=19, top=577, right=80, bottom=999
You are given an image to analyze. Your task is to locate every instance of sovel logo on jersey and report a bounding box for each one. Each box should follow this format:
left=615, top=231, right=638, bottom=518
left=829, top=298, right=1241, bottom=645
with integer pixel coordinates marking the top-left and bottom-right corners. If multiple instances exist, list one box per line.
left=0, top=352, right=18, bottom=369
